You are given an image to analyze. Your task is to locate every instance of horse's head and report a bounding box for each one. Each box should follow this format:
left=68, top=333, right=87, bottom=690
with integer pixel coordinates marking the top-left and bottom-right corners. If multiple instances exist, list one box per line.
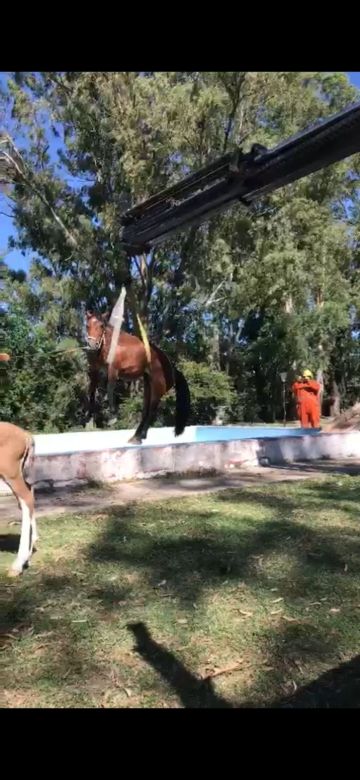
left=85, top=311, right=109, bottom=351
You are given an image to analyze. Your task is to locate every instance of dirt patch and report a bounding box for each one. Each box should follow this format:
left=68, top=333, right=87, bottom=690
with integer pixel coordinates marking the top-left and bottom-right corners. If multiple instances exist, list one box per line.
left=1, top=460, right=360, bottom=526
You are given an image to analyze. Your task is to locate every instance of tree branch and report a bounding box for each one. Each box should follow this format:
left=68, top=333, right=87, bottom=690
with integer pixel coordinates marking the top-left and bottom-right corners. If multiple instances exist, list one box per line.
left=223, top=73, right=246, bottom=154
left=0, top=133, right=79, bottom=250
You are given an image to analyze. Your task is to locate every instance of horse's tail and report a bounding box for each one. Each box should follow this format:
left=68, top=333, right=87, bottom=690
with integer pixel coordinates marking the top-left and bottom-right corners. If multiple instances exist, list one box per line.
left=174, top=367, right=191, bottom=436
left=22, top=434, right=35, bottom=487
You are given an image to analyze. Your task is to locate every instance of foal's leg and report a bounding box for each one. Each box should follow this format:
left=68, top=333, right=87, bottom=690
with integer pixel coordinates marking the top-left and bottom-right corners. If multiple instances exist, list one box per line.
left=30, top=491, right=38, bottom=551
left=7, top=476, right=34, bottom=576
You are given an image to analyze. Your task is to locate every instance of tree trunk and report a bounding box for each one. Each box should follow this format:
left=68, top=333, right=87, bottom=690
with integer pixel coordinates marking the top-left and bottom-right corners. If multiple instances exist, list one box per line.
left=329, top=379, right=341, bottom=417
left=316, top=368, right=324, bottom=416
left=210, top=323, right=220, bottom=370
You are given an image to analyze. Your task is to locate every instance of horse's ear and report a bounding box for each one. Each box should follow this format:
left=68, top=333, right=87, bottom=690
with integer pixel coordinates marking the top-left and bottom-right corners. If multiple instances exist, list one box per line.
left=102, top=311, right=110, bottom=323
left=86, top=310, right=92, bottom=319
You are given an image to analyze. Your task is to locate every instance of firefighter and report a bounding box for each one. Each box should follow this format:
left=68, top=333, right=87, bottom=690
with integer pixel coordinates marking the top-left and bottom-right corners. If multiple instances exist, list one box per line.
left=292, top=369, right=321, bottom=429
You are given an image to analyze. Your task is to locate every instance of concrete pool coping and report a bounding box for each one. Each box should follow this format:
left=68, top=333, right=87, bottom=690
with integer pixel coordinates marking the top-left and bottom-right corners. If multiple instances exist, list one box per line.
left=32, top=424, right=316, bottom=457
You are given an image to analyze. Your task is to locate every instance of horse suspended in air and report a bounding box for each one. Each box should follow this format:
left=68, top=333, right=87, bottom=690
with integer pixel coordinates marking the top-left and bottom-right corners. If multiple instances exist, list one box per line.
left=85, top=312, right=191, bottom=444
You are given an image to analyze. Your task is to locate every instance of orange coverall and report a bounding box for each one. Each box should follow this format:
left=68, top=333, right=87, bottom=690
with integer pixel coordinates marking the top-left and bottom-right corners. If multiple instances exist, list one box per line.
left=292, top=379, right=321, bottom=428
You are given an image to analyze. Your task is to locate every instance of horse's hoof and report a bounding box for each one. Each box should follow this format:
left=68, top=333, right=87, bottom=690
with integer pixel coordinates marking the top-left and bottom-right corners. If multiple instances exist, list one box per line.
left=8, top=566, right=23, bottom=578
left=128, top=435, right=142, bottom=445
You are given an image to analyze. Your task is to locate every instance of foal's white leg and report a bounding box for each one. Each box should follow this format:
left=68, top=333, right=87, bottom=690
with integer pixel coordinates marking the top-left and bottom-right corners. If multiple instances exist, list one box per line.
left=30, top=512, right=38, bottom=550
left=10, top=498, right=32, bottom=576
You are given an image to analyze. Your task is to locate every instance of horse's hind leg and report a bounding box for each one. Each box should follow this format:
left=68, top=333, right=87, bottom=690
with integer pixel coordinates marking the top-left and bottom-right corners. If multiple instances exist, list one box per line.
left=134, top=381, right=161, bottom=443
left=30, top=500, right=38, bottom=551
left=128, top=372, right=152, bottom=444
left=7, top=476, right=35, bottom=576
left=140, top=399, right=160, bottom=442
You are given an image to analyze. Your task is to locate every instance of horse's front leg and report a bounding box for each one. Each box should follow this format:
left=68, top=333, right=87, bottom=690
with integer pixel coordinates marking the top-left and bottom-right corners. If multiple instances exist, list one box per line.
left=107, top=366, right=119, bottom=427
left=86, top=369, right=99, bottom=429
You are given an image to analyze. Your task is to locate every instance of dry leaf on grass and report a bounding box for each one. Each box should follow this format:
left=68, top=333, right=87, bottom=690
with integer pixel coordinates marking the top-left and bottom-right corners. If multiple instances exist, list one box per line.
left=154, top=579, right=167, bottom=589
left=202, top=660, right=244, bottom=680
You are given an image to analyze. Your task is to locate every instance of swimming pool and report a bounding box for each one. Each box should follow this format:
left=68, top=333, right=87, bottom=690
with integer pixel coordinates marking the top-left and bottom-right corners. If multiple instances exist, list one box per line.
left=195, top=425, right=320, bottom=443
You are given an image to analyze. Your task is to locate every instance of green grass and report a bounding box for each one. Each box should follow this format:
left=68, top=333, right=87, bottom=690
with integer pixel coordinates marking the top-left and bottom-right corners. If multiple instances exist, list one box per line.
left=2, top=476, right=360, bottom=708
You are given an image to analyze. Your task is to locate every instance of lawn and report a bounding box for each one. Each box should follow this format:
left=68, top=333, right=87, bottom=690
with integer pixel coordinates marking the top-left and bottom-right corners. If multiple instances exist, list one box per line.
left=2, top=476, right=360, bottom=708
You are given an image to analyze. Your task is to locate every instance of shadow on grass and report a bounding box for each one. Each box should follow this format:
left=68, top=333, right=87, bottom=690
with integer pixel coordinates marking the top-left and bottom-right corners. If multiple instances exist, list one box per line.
left=216, top=480, right=360, bottom=515
left=127, top=621, right=360, bottom=708
left=261, top=461, right=360, bottom=478
left=0, top=534, right=19, bottom=553
left=2, top=478, right=360, bottom=707
left=301, top=481, right=360, bottom=506
left=270, top=653, right=360, bottom=708
left=86, top=504, right=360, bottom=606
left=127, top=622, right=231, bottom=708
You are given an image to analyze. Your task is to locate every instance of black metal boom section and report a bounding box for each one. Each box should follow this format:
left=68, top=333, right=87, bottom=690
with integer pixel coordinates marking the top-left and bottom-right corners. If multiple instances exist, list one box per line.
left=120, top=100, right=360, bottom=253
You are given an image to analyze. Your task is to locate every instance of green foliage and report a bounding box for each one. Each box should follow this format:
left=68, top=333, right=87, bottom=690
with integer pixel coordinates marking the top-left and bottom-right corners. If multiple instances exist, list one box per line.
left=114, top=360, right=236, bottom=430
left=114, top=391, right=143, bottom=430
left=1, top=304, right=88, bottom=431
left=178, top=360, right=236, bottom=425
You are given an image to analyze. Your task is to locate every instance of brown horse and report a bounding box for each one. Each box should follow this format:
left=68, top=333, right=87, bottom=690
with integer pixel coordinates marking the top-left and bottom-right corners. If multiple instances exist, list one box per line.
left=85, top=312, right=191, bottom=443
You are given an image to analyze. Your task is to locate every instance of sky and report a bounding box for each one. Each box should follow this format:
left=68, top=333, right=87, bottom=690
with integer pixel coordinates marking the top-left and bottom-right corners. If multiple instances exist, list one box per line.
left=1, top=71, right=360, bottom=273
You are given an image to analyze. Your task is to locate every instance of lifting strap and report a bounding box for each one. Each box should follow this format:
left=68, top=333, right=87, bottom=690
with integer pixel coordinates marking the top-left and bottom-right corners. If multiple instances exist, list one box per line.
left=106, top=283, right=152, bottom=369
